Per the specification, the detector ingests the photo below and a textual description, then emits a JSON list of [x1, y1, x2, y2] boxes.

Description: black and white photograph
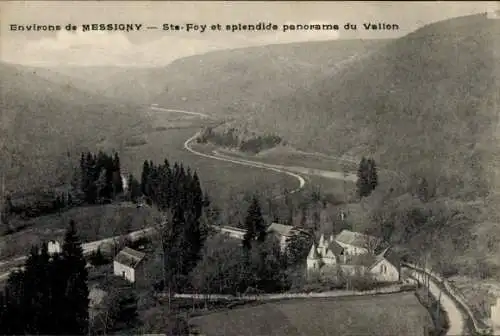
[[1, 1, 500, 335]]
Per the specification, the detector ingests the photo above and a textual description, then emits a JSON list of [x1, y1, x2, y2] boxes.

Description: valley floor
[[189, 292, 433, 336]]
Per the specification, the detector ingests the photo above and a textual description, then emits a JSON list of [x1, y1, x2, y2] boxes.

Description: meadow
[[189, 292, 434, 336], [0, 203, 156, 259], [120, 108, 301, 207]]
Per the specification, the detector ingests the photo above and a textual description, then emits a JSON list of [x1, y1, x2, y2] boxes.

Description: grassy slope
[[0, 62, 150, 194], [151, 14, 499, 199], [0, 203, 157, 259], [190, 293, 433, 336]]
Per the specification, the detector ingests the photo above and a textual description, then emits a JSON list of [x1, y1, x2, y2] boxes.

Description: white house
[[368, 247, 401, 282], [113, 247, 146, 283], [47, 240, 62, 255], [307, 231, 400, 282]]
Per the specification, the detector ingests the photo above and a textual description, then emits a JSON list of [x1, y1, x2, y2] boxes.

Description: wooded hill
[[0, 62, 149, 194], [153, 14, 500, 200]]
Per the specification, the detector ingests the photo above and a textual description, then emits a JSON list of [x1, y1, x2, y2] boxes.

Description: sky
[[0, 1, 496, 67]]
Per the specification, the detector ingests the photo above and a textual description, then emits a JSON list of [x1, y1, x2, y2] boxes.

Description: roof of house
[[326, 241, 344, 255], [267, 223, 296, 237], [220, 225, 246, 232], [114, 247, 146, 268], [335, 230, 381, 249], [343, 254, 378, 267], [371, 247, 401, 270]]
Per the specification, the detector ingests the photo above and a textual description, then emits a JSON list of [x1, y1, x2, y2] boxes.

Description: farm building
[[113, 247, 146, 283], [307, 231, 400, 282], [266, 223, 310, 251], [218, 226, 247, 240], [216, 223, 309, 250]]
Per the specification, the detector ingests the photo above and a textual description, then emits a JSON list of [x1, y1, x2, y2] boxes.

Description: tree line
[[80, 151, 123, 204], [191, 196, 312, 295], [196, 126, 283, 154], [1, 150, 124, 233], [0, 220, 89, 335], [136, 159, 209, 293]]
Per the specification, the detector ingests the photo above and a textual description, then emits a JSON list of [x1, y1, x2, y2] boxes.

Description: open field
[[189, 292, 434, 336], [121, 109, 301, 206], [0, 203, 156, 259], [205, 145, 358, 175]]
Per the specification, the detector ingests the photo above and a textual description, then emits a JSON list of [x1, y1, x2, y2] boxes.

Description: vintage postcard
[[0, 1, 499, 335]]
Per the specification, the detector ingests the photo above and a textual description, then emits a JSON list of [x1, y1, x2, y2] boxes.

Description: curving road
[[184, 132, 306, 198], [154, 106, 312, 198], [407, 268, 465, 336]]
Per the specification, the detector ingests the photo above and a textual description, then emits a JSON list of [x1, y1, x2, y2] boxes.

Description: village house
[[266, 222, 309, 251], [113, 247, 146, 283], [47, 240, 61, 255], [307, 230, 401, 283], [335, 229, 382, 255]]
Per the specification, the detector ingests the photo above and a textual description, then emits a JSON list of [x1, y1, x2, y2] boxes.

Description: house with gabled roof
[[266, 222, 310, 251], [306, 231, 400, 282], [113, 247, 146, 283], [335, 229, 382, 255]]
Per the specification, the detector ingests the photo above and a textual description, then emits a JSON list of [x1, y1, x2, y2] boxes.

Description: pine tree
[[367, 158, 378, 193], [243, 196, 266, 249], [191, 172, 204, 220], [95, 169, 107, 202], [59, 220, 89, 335], [356, 157, 372, 198], [140, 160, 150, 196], [113, 152, 123, 194]]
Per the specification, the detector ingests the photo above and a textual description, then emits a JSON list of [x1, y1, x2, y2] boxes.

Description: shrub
[[89, 247, 110, 266], [124, 136, 147, 148], [345, 274, 380, 291]]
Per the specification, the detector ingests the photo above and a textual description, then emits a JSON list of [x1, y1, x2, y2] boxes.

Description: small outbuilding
[[113, 247, 146, 283]]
